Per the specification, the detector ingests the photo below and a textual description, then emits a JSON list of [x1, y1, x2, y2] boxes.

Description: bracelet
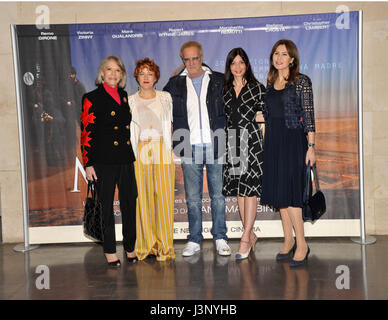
[[308, 143, 315, 148]]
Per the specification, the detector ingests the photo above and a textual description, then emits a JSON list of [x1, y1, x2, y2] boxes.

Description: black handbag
[[83, 181, 105, 241], [302, 162, 326, 222]]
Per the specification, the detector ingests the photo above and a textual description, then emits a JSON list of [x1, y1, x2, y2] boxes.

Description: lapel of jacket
[[179, 75, 189, 121], [223, 86, 233, 102], [118, 88, 128, 106], [223, 88, 233, 115], [205, 71, 215, 119], [99, 84, 123, 106], [240, 82, 254, 104]]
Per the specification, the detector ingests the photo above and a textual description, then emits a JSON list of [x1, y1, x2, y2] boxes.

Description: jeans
[[181, 144, 227, 244]]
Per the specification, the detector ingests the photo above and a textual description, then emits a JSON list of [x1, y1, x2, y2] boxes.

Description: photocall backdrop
[[14, 11, 361, 244]]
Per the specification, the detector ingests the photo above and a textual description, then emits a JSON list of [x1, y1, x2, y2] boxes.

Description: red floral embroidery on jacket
[[80, 98, 95, 166]]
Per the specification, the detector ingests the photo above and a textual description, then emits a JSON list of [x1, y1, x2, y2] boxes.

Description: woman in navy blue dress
[[259, 40, 316, 267]]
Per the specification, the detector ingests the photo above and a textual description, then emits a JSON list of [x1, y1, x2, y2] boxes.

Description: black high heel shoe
[[290, 246, 310, 267], [125, 251, 138, 263], [107, 259, 121, 267], [105, 253, 121, 267], [276, 242, 297, 261]]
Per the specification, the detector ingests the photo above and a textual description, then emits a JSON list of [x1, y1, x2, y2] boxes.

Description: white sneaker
[[182, 241, 200, 257], [216, 239, 231, 256]]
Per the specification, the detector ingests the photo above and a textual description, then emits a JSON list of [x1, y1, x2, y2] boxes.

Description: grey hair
[[95, 55, 127, 88], [179, 41, 203, 59]]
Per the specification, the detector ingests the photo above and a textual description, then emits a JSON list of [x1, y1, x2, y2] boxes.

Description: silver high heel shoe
[[235, 240, 252, 260]]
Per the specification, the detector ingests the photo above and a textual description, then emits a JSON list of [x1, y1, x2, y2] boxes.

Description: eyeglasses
[[182, 56, 200, 63]]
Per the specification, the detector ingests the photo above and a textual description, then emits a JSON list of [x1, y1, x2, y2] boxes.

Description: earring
[[289, 61, 294, 68]]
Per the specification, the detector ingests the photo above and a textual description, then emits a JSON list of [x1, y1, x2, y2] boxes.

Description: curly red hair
[[133, 57, 160, 84]]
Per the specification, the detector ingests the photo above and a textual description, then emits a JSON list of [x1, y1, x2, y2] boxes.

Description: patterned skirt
[[222, 124, 264, 197]]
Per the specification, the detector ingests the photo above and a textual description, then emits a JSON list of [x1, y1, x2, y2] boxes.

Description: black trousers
[[94, 163, 137, 254]]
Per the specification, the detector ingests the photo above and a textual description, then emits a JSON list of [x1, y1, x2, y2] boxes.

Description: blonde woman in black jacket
[[81, 56, 138, 266]]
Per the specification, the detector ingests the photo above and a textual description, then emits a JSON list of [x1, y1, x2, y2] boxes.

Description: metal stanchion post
[[11, 24, 39, 253], [350, 11, 376, 246]]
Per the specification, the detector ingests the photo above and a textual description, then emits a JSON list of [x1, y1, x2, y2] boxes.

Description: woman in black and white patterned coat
[[222, 48, 265, 260]]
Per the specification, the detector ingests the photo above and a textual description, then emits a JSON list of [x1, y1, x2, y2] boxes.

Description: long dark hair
[[223, 47, 257, 94], [267, 39, 300, 86]]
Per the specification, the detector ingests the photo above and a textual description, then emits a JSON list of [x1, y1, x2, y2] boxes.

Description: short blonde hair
[[179, 41, 203, 59], [95, 55, 127, 88]]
